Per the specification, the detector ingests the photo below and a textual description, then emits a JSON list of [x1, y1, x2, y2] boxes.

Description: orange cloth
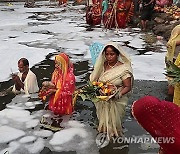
[[49, 53, 75, 115]]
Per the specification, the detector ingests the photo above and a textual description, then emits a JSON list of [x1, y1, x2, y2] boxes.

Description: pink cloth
[[156, 0, 172, 6], [132, 96, 180, 154]]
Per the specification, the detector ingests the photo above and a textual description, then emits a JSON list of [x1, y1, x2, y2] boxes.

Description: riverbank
[[152, 13, 180, 41], [131, 5, 180, 41]]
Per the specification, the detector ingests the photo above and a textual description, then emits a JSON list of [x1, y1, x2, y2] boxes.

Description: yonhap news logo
[[111, 136, 175, 144], [96, 133, 110, 148], [96, 133, 175, 148]]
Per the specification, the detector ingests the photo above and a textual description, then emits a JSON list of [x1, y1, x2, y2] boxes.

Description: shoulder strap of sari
[[104, 65, 133, 83]]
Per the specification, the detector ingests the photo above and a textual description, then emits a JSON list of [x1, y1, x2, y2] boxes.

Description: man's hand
[[12, 74, 24, 91], [12, 74, 20, 82]]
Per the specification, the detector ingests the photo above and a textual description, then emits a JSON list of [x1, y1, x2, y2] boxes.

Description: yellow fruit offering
[[96, 96, 108, 100]]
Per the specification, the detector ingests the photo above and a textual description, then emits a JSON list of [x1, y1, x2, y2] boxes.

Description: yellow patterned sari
[[166, 24, 180, 106], [174, 54, 180, 105]]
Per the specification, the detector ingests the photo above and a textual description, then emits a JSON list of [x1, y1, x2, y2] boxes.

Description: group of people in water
[[86, 0, 135, 28], [11, 24, 180, 154], [86, 0, 179, 30]]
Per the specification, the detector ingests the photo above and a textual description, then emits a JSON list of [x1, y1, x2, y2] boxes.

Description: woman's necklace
[[108, 61, 118, 69]]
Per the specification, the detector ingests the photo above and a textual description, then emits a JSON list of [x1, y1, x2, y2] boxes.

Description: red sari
[[116, 2, 126, 28], [86, 4, 102, 26], [132, 96, 180, 154], [49, 53, 75, 115], [103, 5, 115, 28], [103, 0, 134, 28]]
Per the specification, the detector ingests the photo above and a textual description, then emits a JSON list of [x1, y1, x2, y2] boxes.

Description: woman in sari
[[132, 96, 180, 154], [86, 3, 102, 26], [102, 0, 108, 17], [90, 42, 133, 137], [103, 0, 134, 29], [165, 24, 180, 105], [39, 53, 75, 115]]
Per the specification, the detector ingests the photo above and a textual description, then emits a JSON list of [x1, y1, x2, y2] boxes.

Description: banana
[[96, 96, 108, 100]]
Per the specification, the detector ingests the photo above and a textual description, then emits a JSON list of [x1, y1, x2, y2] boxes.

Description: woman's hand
[[99, 84, 117, 96], [39, 87, 56, 99], [120, 77, 132, 96], [99, 89, 105, 95], [48, 88, 56, 94], [107, 84, 116, 91], [42, 81, 55, 88]]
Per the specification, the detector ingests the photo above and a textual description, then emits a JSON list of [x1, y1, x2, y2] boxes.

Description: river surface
[[0, 1, 169, 154]]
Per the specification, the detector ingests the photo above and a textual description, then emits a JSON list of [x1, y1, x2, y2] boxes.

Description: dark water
[[0, 50, 168, 154], [0, 2, 169, 154]]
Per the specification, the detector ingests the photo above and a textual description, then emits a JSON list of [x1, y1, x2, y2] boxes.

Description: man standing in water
[[12, 58, 39, 95]]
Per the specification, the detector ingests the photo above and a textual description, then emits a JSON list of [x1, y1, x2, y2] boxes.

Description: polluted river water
[[0, 1, 169, 154]]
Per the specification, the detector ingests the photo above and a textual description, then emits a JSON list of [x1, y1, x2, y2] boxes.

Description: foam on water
[[0, 126, 25, 143], [0, 1, 167, 82], [33, 130, 53, 137], [0, 2, 168, 154], [0, 92, 98, 154], [19, 136, 37, 143]]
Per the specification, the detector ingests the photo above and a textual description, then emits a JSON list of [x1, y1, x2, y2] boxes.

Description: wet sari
[[116, 2, 127, 28], [132, 96, 180, 154], [174, 54, 180, 105], [166, 24, 180, 63], [86, 2, 102, 26], [103, 0, 134, 28], [90, 42, 133, 137], [49, 53, 75, 115], [103, 4, 115, 28]]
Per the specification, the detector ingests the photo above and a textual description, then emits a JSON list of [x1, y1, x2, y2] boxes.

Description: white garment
[[12, 70, 39, 94]]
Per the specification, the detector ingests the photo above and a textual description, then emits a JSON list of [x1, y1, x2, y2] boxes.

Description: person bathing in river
[[165, 24, 180, 105], [39, 53, 76, 116], [90, 42, 133, 138], [12, 58, 39, 95], [139, 0, 155, 30]]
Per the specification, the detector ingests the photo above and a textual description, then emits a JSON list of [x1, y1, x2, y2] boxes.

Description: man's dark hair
[[18, 58, 29, 66]]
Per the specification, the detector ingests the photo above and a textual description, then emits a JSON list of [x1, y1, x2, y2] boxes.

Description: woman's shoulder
[[119, 63, 133, 73], [116, 61, 123, 66], [116, 62, 130, 68]]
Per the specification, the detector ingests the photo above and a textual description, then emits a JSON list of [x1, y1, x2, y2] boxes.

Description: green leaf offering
[[164, 61, 180, 85]]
